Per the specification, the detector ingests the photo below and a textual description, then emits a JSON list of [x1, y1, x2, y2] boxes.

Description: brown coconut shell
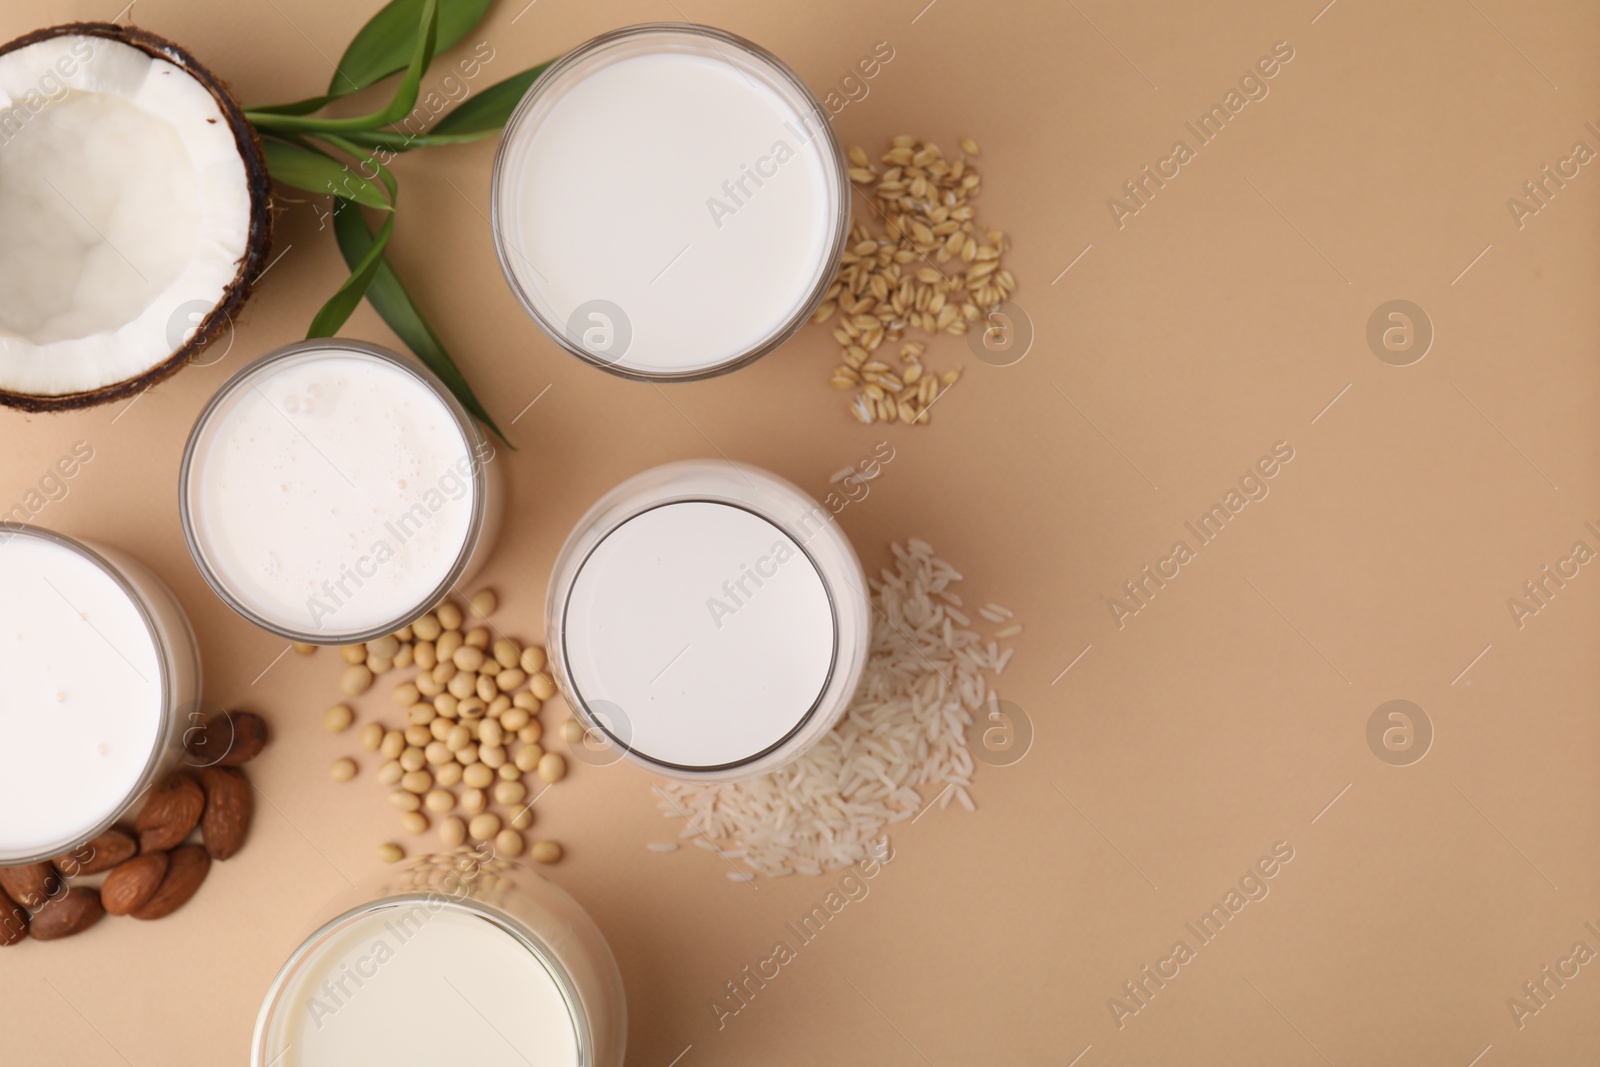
[[0, 22, 273, 413]]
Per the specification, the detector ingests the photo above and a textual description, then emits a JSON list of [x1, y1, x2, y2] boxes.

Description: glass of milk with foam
[[0, 525, 201, 866], [547, 460, 871, 780], [180, 340, 503, 644], [251, 850, 626, 1067], [490, 23, 850, 380]]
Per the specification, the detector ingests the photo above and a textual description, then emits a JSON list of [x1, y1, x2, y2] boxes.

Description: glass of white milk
[[547, 460, 871, 780], [180, 340, 503, 645], [252, 851, 626, 1067], [0, 525, 201, 866], [490, 23, 850, 380]]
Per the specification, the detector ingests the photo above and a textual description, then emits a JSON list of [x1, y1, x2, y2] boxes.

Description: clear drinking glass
[[490, 22, 850, 381], [251, 851, 626, 1067], [546, 460, 870, 781], [0, 525, 201, 867], [179, 339, 503, 645]]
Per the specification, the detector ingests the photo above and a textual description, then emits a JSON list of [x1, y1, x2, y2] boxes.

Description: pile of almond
[[0, 709, 265, 946], [308, 589, 570, 866]]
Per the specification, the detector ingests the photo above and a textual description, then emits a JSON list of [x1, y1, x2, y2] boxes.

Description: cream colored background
[[1, 0, 1597, 1064]]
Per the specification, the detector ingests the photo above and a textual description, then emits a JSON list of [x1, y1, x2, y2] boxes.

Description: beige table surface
[[2, 0, 1598, 1063]]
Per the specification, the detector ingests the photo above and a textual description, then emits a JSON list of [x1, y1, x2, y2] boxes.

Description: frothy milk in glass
[[181, 340, 498, 643]]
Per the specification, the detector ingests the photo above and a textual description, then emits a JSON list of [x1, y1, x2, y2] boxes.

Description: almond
[[0, 886, 27, 946], [52, 828, 138, 877], [196, 766, 253, 860], [31, 887, 105, 941], [101, 851, 170, 916], [0, 862, 60, 910], [131, 845, 210, 920], [185, 709, 269, 767], [136, 773, 205, 852]]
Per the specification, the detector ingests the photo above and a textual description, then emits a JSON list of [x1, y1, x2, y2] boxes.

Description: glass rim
[[488, 21, 851, 383], [178, 338, 491, 646], [0, 523, 181, 866], [250, 893, 593, 1066], [559, 497, 842, 774]]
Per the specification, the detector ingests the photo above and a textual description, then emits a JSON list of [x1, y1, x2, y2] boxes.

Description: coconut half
[[0, 23, 271, 411]]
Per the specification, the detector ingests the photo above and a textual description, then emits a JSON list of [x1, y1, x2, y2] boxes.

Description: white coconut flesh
[[0, 34, 252, 397]]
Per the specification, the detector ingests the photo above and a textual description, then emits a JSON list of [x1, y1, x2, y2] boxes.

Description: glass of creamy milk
[[547, 460, 871, 780], [490, 23, 850, 380], [252, 851, 626, 1067], [180, 340, 503, 644], [0, 525, 201, 866]]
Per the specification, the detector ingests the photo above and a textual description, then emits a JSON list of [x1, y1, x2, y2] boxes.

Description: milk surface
[[189, 351, 475, 637], [503, 47, 836, 374], [273, 901, 581, 1067], [0, 534, 162, 855], [563, 501, 836, 768]]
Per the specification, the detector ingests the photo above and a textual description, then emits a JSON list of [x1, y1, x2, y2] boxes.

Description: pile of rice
[[654, 539, 1016, 876]]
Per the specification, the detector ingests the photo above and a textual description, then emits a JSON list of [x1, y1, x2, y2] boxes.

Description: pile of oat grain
[[814, 136, 1017, 426]]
